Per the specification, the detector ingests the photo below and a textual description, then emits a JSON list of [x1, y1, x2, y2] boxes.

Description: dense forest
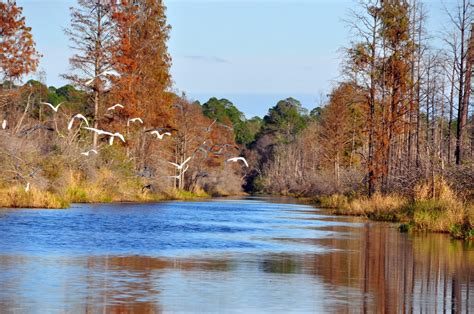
[[1, 0, 473, 236]]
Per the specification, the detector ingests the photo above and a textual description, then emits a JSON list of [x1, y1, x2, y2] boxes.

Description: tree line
[[250, 0, 474, 200], [0, 0, 248, 202], [0, 0, 473, 205]]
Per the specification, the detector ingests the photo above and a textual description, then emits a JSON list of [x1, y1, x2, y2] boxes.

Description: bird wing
[[67, 118, 74, 130], [227, 157, 237, 162], [91, 149, 98, 154], [168, 162, 179, 168], [239, 157, 249, 167], [129, 118, 143, 124], [182, 157, 192, 166], [83, 127, 100, 133], [114, 133, 125, 142], [83, 127, 112, 136], [41, 102, 55, 111], [76, 114, 89, 126]]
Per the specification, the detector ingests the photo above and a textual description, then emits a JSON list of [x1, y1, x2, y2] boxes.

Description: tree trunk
[[454, 0, 468, 165]]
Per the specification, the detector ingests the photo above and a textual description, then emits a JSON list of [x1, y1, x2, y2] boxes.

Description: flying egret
[[83, 127, 114, 136], [227, 157, 249, 168], [168, 156, 192, 170], [150, 130, 171, 140], [68, 114, 89, 130], [85, 70, 115, 86], [2, 119, 6, 129], [127, 118, 143, 126], [41, 102, 64, 112], [83, 127, 125, 145], [108, 132, 126, 145], [107, 104, 124, 111], [81, 149, 98, 156]]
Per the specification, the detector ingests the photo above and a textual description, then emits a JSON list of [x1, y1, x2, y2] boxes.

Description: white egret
[[107, 104, 124, 111], [83, 127, 124, 145], [81, 149, 98, 156], [68, 114, 89, 130], [127, 117, 143, 126], [168, 156, 192, 170], [108, 132, 126, 145], [83, 127, 114, 136], [2, 119, 6, 129], [41, 102, 63, 112], [85, 70, 115, 86], [25, 182, 30, 192], [150, 130, 171, 140], [83, 127, 126, 145], [227, 157, 249, 167]]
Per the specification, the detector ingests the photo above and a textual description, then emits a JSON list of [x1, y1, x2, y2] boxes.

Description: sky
[[18, 0, 450, 118]]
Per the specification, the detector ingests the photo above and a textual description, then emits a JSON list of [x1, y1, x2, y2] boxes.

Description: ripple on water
[[0, 198, 472, 313]]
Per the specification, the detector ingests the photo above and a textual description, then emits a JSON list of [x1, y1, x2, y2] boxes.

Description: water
[[0, 197, 472, 313]]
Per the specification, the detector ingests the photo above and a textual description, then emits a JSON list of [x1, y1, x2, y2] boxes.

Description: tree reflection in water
[[0, 201, 472, 312]]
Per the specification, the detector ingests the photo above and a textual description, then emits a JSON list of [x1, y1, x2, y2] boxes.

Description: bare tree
[[63, 0, 115, 148], [446, 0, 473, 165]]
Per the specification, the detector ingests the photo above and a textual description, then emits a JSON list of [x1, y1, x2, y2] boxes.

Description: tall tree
[[319, 83, 364, 188], [448, 0, 473, 165], [107, 0, 173, 165], [132, 0, 172, 126], [64, 0, 115, 148], [202, 97, 256, 145], [346, 0, 382, 194], [0, 0, 41, 85]]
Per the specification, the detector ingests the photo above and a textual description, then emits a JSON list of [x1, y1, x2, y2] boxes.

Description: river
[[0, 197, 472, 313]]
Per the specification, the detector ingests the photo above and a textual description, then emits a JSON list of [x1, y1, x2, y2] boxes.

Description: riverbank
[[0, 186, 211, 209], [310, 191, 474, 240]]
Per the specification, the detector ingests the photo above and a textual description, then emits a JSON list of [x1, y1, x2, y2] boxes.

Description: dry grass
[[0, 186, 69, 209], [410, 198, 466, 233], [346, 193, 408, 221], [318, 193, 408, 221], [164, 189, 210, 201], [314, 177, 473, 239], [317, 194, 350, 211]]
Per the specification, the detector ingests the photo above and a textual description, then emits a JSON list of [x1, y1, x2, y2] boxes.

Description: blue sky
[[18, 0, 450, 117]]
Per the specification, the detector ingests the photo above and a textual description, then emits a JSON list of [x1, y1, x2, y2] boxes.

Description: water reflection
[[0, 199, 472, 312]]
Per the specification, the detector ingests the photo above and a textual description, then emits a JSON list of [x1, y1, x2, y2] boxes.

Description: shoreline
[[304, 194, 474, 240], [0, 188, 219, 210]]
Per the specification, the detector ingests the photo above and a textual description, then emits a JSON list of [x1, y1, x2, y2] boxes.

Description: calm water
[[0, 197, 472, 313]]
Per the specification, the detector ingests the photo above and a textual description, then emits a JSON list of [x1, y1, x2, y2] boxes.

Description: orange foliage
[[0, 0, 41, 82]]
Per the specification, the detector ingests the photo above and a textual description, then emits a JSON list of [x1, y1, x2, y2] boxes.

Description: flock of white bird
[[1, 99, 249, 192]]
